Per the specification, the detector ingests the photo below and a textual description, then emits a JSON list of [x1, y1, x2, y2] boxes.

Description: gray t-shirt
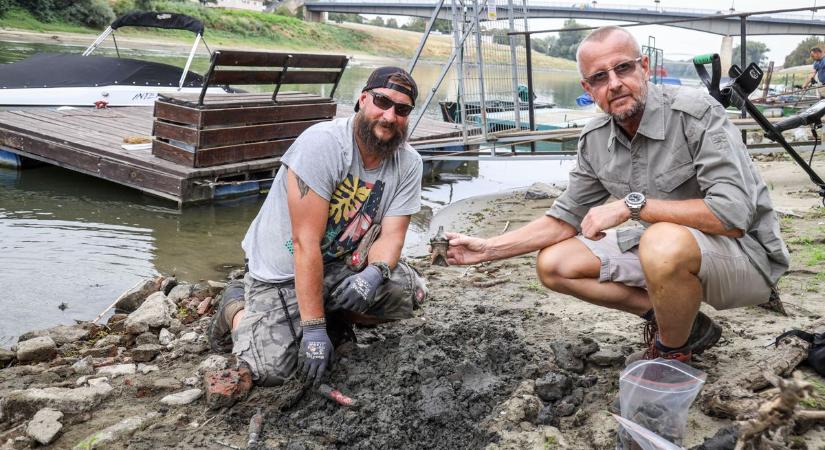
[[242, 117, 423, 283]]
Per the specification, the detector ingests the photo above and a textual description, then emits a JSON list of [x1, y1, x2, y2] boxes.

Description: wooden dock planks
[[0, 106, 472, 205]]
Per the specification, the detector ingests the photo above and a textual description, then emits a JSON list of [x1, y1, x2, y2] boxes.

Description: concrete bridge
[[303, 0, 825, 36]]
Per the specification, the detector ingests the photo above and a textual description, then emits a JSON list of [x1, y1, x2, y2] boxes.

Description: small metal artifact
[[429, 226, 449, 267]]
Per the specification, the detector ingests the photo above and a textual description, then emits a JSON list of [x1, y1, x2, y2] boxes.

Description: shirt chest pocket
[[654, 160, 697, 193]]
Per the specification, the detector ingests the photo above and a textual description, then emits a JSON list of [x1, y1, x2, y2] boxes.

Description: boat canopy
[[0, 53, 204, 89], [110, 12, 204, 35]]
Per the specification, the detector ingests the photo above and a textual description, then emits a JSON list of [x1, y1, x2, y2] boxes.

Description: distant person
[[446, 26, 789, 364], [803, 47, 825, 97], [208, 67, 427, 386]]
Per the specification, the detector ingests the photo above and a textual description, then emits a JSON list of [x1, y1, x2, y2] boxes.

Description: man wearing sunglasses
[[209, 67, 428, 387], [446, 26, 788, 365]]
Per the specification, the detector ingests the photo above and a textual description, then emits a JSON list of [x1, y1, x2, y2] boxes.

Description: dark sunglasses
[[583, 57, 643, 88], [368, 91, 414, 117]]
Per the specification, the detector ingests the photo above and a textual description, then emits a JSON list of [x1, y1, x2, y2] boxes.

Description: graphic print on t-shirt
[[283, 174, 384, 261]]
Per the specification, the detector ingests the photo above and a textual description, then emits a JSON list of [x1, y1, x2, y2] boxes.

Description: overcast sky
[[547, 0, 825, 64], [377, 0, 825, 65]]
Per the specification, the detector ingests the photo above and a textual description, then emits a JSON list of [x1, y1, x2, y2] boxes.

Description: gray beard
[[610, 84, 648, 122], [355, 111, 408, 159]]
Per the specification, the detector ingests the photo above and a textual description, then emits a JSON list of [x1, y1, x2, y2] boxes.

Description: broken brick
[[204, 368, 252, 410]]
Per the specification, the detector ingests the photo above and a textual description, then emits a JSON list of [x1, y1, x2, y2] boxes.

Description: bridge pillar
[[720, 35, 733, 75], [304, 9, 327, 22]]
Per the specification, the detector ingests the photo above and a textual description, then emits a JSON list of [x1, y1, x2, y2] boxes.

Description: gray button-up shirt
[[547, 83, 789, 285]]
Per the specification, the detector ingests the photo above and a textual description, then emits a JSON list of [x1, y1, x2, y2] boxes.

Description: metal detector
[[693, 53, 825, 206]]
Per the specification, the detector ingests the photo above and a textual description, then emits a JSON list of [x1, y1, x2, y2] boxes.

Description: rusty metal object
[[429, 226, 449, 267]]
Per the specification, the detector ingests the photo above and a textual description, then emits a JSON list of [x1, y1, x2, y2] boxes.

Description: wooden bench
[[152, 50, 349, 168]]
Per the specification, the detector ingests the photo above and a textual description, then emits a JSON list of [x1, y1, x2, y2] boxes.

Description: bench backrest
[[198, 50, 349, 105]]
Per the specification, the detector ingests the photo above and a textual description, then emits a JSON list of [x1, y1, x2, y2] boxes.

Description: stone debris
[[158, 328, 173, 346], [0, 347, 15, 366], [135, 332, 159, 347], [72, 412, 159, 450], [160, 276, 178, 295], [197, 355, 229, 374], [197, 297, 212, 315], [79, 345, 116, 358], [131, 344, 162, 363], [160, 388, 203, 406], [20, 325, 91, 346], [524, 182, 565, 200], [1, 383, 113, 422], [16, 336, 57, 363], [204, 367, 253, 410], [137, 364, 159, 374], [92, 334, 123, 348], [96, 364, 136, 378], [166, 283, 193, 305], [26, 408, 63, 445], [535, 372, 572, 402], [124, 292, 176, 335], [550, 338, 599, 374], [113, 277, 161, 313], [587, 346, 626, 367]]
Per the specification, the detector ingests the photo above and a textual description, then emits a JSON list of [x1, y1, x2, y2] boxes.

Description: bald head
[[576, 26, 641, 77]]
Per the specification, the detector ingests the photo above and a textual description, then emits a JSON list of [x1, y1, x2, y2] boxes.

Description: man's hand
[[328, 265, 383, 313], [298, 323, 332, 386], [580, 199, 631, 240], [445, 232, 489, 265]]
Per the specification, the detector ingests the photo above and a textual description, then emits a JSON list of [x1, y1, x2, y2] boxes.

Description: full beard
[[355, 111, 408, 159], [609, 83, 648, 122]]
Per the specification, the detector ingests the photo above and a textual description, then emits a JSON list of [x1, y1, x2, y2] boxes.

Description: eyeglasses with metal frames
[[583, 57, 643, 87]]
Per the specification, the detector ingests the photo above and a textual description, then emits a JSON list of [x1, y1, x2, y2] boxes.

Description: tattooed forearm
[[296, 175, 310, 198]]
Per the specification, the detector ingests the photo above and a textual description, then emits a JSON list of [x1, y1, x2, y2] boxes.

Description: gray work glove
[[328, 265, 383, 313], [298, 323, 332, 386]]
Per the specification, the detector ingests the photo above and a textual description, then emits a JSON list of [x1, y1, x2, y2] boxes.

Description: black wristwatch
[[624, 192, 646, 221], [371, 262, 391, 281]]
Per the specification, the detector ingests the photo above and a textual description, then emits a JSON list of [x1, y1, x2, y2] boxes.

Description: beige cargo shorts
[[576, 228, 771, 310], [232, 260, 427, 386]]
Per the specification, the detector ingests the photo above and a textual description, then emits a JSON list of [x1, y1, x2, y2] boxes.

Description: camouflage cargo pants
[[232, 260, 427, 386]]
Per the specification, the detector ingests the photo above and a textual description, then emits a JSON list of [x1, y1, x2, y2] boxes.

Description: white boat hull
[[0, 85, 229, 107]]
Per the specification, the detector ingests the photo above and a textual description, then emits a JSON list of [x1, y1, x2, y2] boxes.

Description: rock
[[93, 334, 123, 348], [535, 372, 572, 402], [137, 364, 159, 374], [204, 368, 253, 409], [158, 328, 174, 346], [553, 400, 577, 417], [87, 378, 109, 387], [96, 364, 136, 378], [586, 410, 617, 449], [550, 339, 599, 374], [131, 344, 162, 363], [72, 413, 159, 449], [524, 182, 564, 200], [135, 332, 159, 346], [79, 345, 117, 358], [75, 376, 89, 386], [124, 292, 176, 335], [0, 347, 16, 366], [1, 383, 113, 422], [160, 389, 203, 406], [535, 404, 556, 426], [183, 376, 200, 387], [131, 377, 180, 398], [197, 355, 228, 374], [17, 336, 57, 363], [71, 357, 94, 376], [228, 268, 245, 280], [26, 408, 63, 445], [106, 314, 128, 333], [113, 277, 161, 313], [167, 319, 184, 334], [161, 277, 178, 296], [20, 325, 90, 346], [9, 436, 32, 449], [588, 347, 625, 367], [167, 284, 193, 305], [178, 332, 198, 343]]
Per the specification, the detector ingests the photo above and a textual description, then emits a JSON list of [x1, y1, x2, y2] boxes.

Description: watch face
[[626, 192, 644, 205]]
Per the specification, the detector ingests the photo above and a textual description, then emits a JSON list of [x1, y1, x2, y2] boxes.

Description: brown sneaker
[[627, 311, 721, 365], [207, 279, 245, 353], [626, 342, 692, 365]]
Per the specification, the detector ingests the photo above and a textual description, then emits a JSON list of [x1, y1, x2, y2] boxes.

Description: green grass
[[802, 244, 825, 266], [800, 376, 825, 409], [0, 7, 94, 33]]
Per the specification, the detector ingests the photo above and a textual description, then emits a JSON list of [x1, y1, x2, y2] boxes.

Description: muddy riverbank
[[1, 157, 824, 449]]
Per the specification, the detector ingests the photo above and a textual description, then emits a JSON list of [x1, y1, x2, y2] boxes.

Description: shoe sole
[[207, 280, 245, 353]]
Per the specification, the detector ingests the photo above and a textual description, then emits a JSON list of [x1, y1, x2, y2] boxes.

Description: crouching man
[[209, 67, 428, 385], [446, 27, 789, 364]]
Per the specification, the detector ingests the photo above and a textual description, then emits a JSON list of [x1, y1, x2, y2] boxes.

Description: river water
[[0, 40, 582, 347]]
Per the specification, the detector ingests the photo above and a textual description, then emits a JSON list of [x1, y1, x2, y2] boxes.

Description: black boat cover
[[0, 53, 204, 89], [110, 12, 204, 35]]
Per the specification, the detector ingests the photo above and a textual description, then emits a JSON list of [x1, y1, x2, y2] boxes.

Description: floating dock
[[0, 106, 467, 205]]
